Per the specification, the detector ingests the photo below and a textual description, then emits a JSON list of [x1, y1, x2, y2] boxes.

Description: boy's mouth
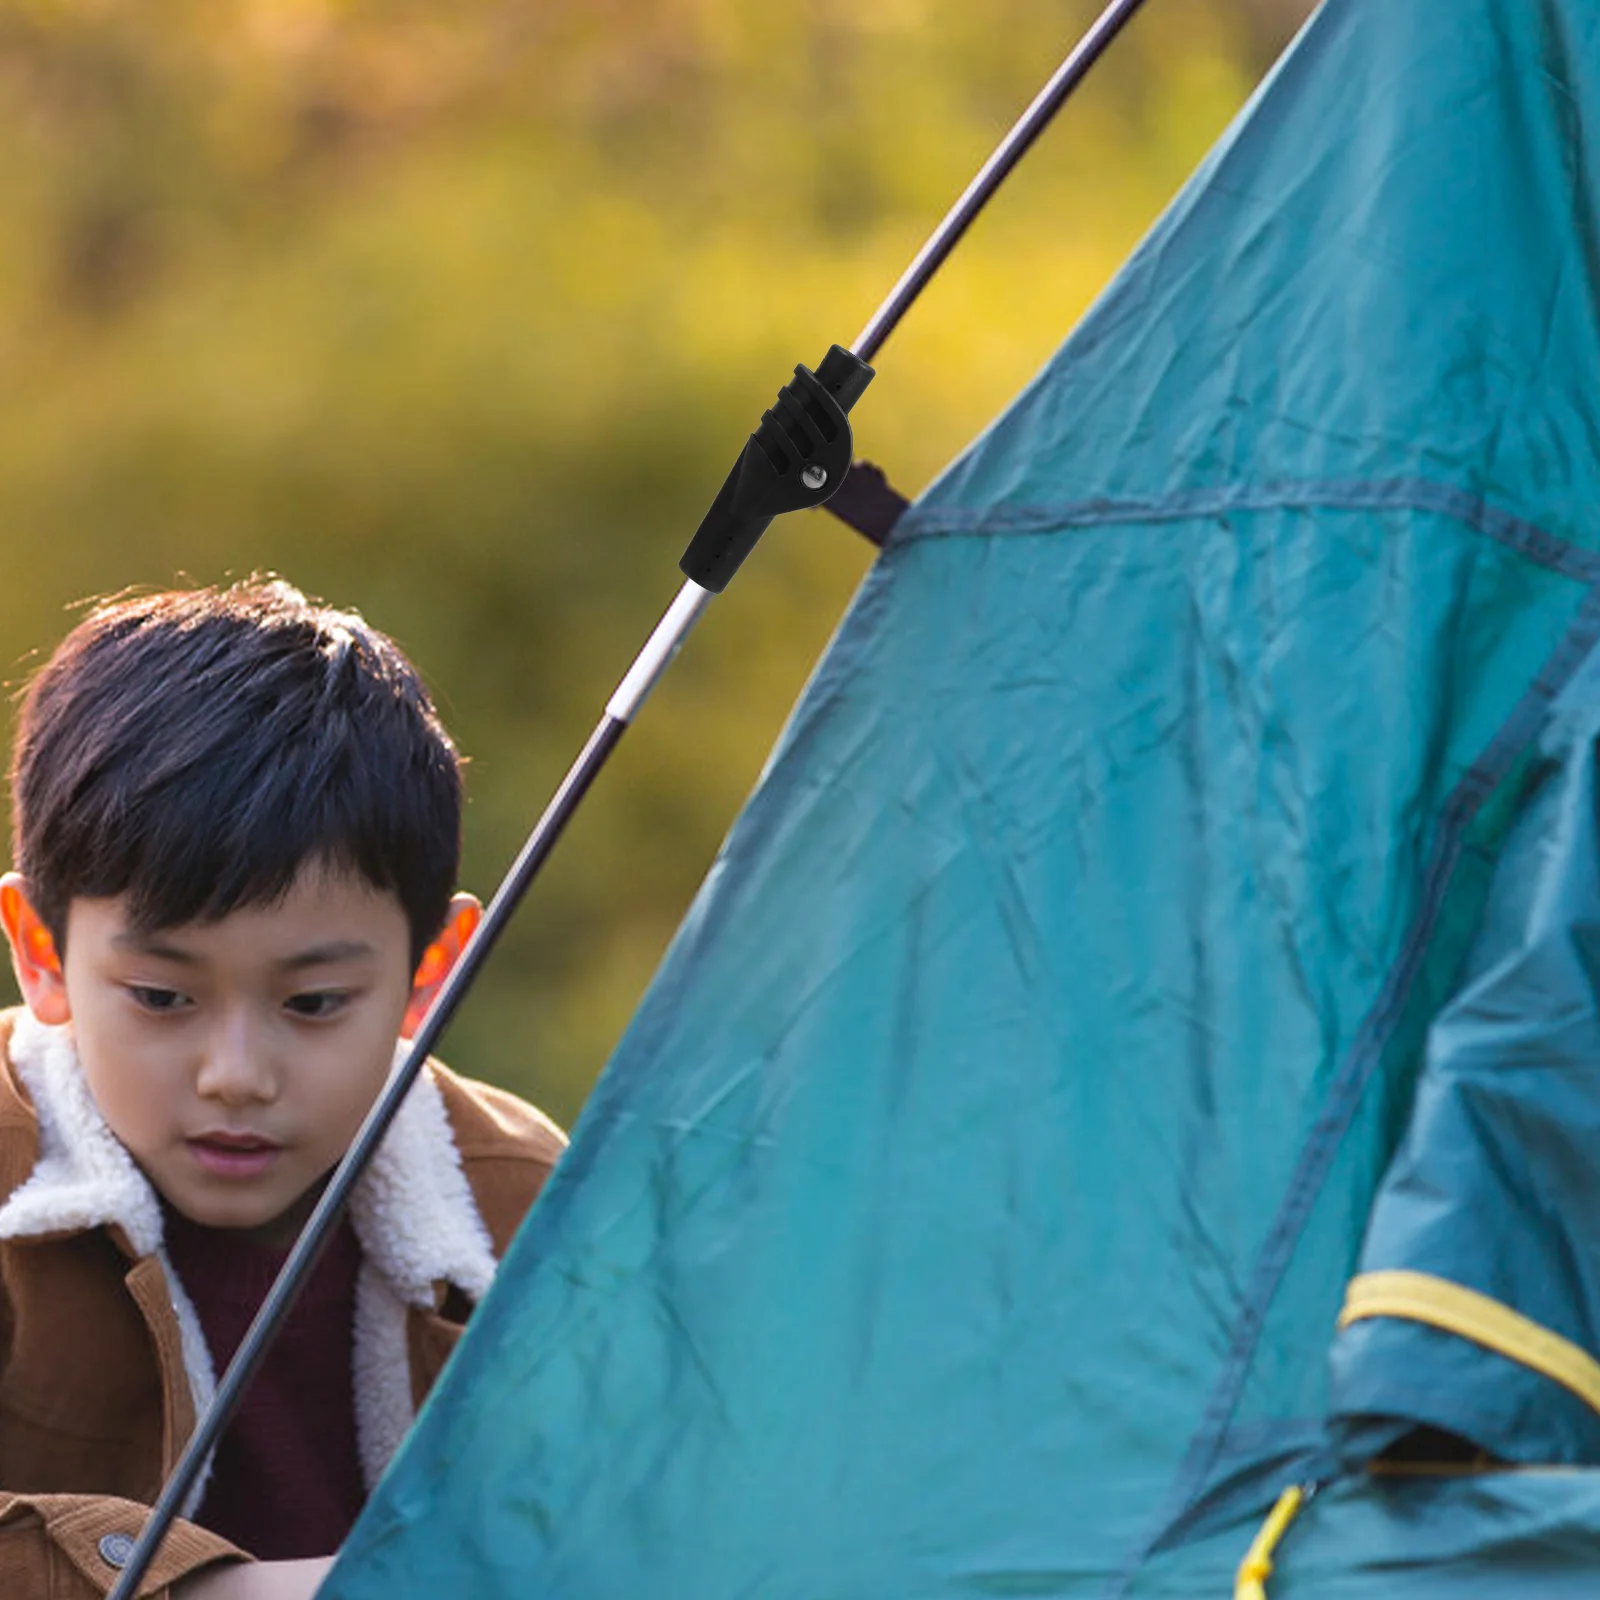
[[187, 1131, 282, 1179]]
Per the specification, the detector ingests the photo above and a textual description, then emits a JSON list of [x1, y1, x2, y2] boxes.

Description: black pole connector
[[680, 344, 874, 591]]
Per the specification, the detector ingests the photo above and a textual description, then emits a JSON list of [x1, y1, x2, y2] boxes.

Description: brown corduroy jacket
[[0, 1006, 566, 1599]]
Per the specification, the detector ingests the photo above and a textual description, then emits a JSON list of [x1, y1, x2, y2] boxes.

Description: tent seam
[[894, 478, 1600, 583], [1104, 578, 1600, 1598]]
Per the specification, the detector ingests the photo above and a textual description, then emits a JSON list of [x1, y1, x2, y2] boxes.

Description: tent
[[322, 0, 1600, 1592]]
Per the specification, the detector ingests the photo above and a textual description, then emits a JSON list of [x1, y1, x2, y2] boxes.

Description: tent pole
[[107, 2, 1153, 1592], [853, 0, 1151, 363]]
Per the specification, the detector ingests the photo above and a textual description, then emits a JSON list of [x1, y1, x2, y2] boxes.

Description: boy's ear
[[0, 873, 70, 1026], [402, 892, 483, 1040]]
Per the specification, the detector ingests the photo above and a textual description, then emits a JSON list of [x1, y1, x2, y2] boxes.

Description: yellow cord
[[1234, 1484, 1307, 1600]]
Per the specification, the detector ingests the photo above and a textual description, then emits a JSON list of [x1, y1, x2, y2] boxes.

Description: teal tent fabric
[[1327, 650, 1600, 1469], [324, 0, 1600, 1593]]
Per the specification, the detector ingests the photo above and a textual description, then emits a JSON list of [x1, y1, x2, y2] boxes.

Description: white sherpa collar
[[0, 1008, 501, 1490], [0, 1010, 167, 1253], [346, 1039, 498, 1307]]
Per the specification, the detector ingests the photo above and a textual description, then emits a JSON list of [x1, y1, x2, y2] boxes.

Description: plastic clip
[[680, 344, 874, 591]]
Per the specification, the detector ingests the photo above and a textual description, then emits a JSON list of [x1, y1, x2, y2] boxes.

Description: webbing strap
[[1340, 1270, 1600, 1417], [823, 459, 910, 547]]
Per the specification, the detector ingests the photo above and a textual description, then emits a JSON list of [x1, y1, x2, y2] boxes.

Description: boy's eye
[[284, 990, 349, 1021], [127, 985, 192, 1014]]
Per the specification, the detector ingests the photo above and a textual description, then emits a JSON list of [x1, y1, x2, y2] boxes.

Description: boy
[[0, 580, 567, 1599]]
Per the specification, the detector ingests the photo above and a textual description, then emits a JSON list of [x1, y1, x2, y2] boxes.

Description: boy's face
[[10, 867, 449, 1245]]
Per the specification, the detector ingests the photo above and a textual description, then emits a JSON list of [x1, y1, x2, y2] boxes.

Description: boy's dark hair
[[11, 579, 462, 967]]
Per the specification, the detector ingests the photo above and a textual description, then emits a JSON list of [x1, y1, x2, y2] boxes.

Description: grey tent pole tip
[[106, 2, 1151, 1593]]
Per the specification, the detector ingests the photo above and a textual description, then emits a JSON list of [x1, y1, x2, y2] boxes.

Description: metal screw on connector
[[802, 464, 828, 490]]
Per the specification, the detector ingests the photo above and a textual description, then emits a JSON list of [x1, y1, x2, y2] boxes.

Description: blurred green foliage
[[0, 0, 1314, 1125]]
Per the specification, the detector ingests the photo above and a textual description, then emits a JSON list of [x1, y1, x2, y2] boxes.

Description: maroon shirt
[[162, 1206, 367, 1559]]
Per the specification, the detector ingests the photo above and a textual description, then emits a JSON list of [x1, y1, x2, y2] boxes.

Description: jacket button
[[99, 1532, 136, 1568]]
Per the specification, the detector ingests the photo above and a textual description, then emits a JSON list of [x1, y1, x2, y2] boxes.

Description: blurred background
[[0, 0, 1316, 1127]]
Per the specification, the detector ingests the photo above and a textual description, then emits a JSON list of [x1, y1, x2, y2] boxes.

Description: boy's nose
[[194, 1015, 280, 1104]]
